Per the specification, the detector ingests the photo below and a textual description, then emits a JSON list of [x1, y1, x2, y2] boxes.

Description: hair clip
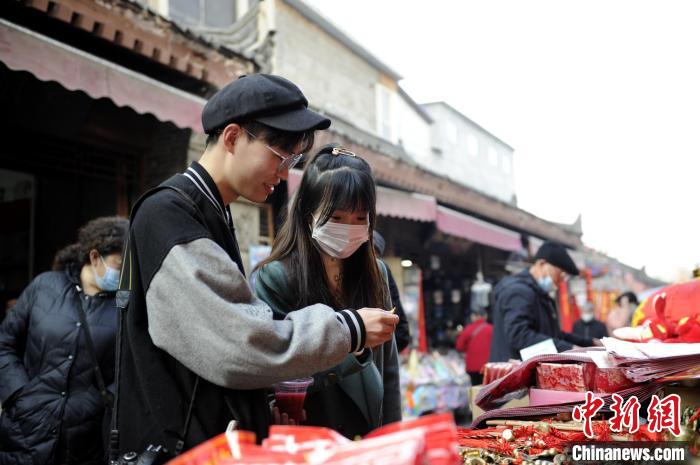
[[331, 147, 356, 157]]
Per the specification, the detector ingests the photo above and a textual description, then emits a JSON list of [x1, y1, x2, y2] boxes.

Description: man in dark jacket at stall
[[489, 241, 598, 362]]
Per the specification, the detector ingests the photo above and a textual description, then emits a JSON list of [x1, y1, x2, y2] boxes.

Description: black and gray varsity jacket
[[116, 161, 365, 456]]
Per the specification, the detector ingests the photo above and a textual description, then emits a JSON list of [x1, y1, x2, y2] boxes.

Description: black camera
[[113, 445, 170, 465]]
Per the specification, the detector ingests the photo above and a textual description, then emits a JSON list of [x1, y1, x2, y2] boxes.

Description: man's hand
[[592, 338, 604, 347], [357, 308, 399, 348]]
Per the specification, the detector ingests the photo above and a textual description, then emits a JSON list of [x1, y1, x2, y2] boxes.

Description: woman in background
[[0, 216, 128, 465]]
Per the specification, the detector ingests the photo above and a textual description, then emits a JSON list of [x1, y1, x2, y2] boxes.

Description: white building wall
[[423, 103, 516, 204], [157, 0, 433, 166], [272, 1, 432, 159], [272, 1, 379, 135], [395, 95, 431, 162]]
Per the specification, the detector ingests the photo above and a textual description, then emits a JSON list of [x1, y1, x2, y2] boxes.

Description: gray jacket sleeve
[[146, 238, 360, 390], [254, 261, 373, 391]]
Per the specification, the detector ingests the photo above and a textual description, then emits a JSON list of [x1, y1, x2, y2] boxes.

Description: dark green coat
[[254, 260, 401, 438]]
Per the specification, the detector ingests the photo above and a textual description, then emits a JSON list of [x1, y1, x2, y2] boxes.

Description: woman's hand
[[272, 405, 306, 425], [357, 308, 399, 348]]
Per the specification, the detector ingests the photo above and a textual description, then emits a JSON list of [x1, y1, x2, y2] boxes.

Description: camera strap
[[110, 185, 204, 463]]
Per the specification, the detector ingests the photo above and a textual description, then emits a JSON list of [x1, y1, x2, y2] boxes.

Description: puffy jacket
[[0, 267, 116, 465]]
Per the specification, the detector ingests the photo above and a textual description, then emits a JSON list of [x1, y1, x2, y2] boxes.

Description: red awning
[[376, 186, 437, 222], [287, 170, 438, 222], [0, 19, 206, 133], [436, 206, 522, 252]]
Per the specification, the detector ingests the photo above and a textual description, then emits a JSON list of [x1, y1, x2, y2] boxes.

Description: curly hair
[[52, 216, 129, 271]]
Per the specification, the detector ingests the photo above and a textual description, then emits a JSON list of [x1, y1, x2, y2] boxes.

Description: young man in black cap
[[114, 74, 399, 458], [489, 241, 598, 362]]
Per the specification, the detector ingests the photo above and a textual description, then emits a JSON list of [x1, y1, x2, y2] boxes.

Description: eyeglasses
[[245, 129, 303, 172]]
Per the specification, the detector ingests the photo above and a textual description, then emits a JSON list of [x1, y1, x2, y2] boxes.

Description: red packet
[[166, 433, 240, 465], [536, 362, 587, 392], [365, 413, 461, 465], [263, 425, 349, 454], [311, 429, 426, 465]]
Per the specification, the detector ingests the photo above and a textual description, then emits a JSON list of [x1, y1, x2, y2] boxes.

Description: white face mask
[[581, 313, 594, 323], [311, 217, 369, 259]]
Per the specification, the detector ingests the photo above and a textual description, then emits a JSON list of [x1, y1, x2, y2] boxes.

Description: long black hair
[[52, 216, 129, 271], [256, 144, 387, 310]]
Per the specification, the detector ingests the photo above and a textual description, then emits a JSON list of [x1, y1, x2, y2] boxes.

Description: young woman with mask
[[254, 144, 401, 438], [0, 216, 128, 465]]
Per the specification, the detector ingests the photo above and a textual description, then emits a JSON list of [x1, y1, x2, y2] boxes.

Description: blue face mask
[[537, 274, 554, 293], [93, 256, 120, 291]]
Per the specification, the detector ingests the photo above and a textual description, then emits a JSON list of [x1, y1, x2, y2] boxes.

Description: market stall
[[454, 278, 700, 464], [399, 350, 471, 418]]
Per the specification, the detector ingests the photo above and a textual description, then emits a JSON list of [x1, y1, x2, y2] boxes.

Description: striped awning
[[0, 19, 206, 132]]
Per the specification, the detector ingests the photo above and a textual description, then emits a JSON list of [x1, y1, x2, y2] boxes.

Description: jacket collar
[[65, 264, 116, 297], [65, 263, 82, 285], [184, 161, 232, 227], [517, 269, 553, 300]]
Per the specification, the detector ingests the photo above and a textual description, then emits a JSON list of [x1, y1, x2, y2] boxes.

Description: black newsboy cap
[[202, 74, 331, 133], [534, 241, 580, 276]]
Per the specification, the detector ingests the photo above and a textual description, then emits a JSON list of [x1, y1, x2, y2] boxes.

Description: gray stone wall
[[272, 1, 380, 136]]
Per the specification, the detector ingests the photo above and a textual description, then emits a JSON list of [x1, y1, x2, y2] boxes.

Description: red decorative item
[[592, 366, 637, 393], [677, 316, 695, 335], [654, 293, 677, 335], [645, 290, 700, 342], [633, 280, 700, 337], [536, 363, 587, 392], [675, 314, 700, 342], [482, 361, 521, 385], [649, 318, 670, 340], [558, 279, 574, 332]]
